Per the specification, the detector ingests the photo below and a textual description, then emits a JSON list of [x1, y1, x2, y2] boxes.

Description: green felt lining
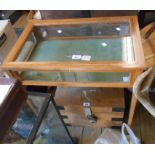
[[29, 38, 124, 61]]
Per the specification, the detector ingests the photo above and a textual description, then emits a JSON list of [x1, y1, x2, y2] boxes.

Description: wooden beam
[[1, 61, 144, 72], [29, 16, 132, 26], [22, 80, 132, 88]]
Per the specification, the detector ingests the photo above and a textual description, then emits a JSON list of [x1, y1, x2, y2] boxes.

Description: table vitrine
[[1, 16, 145, 125]]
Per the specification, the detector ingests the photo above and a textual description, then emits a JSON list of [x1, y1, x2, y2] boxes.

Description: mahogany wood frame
[[1, 16, 145, 125]]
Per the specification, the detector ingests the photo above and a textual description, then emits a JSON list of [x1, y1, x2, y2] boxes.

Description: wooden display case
[[1, 16, 145, 125]]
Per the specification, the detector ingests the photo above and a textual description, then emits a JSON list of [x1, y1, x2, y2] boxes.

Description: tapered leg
[[128, 93, 138, 126]]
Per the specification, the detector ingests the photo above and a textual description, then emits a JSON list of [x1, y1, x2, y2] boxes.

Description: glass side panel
[[21, 71, 130, 83], [15, 32, 37, 62], [33, 98, 72, 144]]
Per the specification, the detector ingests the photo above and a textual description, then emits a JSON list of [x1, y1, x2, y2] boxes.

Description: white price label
[[81, 55, 91, 61], [83, 102, 90, 107], [123, 76, 129, 82], [72, 55, 81, 60]]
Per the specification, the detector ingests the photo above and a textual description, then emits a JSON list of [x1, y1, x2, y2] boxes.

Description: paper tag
[[123, 76, 129, 82], [81, 55, 91, 61], [72, 55, 81, 60], [83, 102, 90, 107]]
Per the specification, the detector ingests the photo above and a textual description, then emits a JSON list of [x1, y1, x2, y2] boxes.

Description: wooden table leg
[[128, 93, 138, 126]]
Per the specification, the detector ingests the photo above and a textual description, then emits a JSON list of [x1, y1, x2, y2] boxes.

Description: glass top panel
[[16, 22, 134, 63], [34, 22, 130, 37]]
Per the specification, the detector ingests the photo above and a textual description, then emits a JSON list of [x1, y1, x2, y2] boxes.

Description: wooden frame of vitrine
[[1, 16, 145, 125]]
